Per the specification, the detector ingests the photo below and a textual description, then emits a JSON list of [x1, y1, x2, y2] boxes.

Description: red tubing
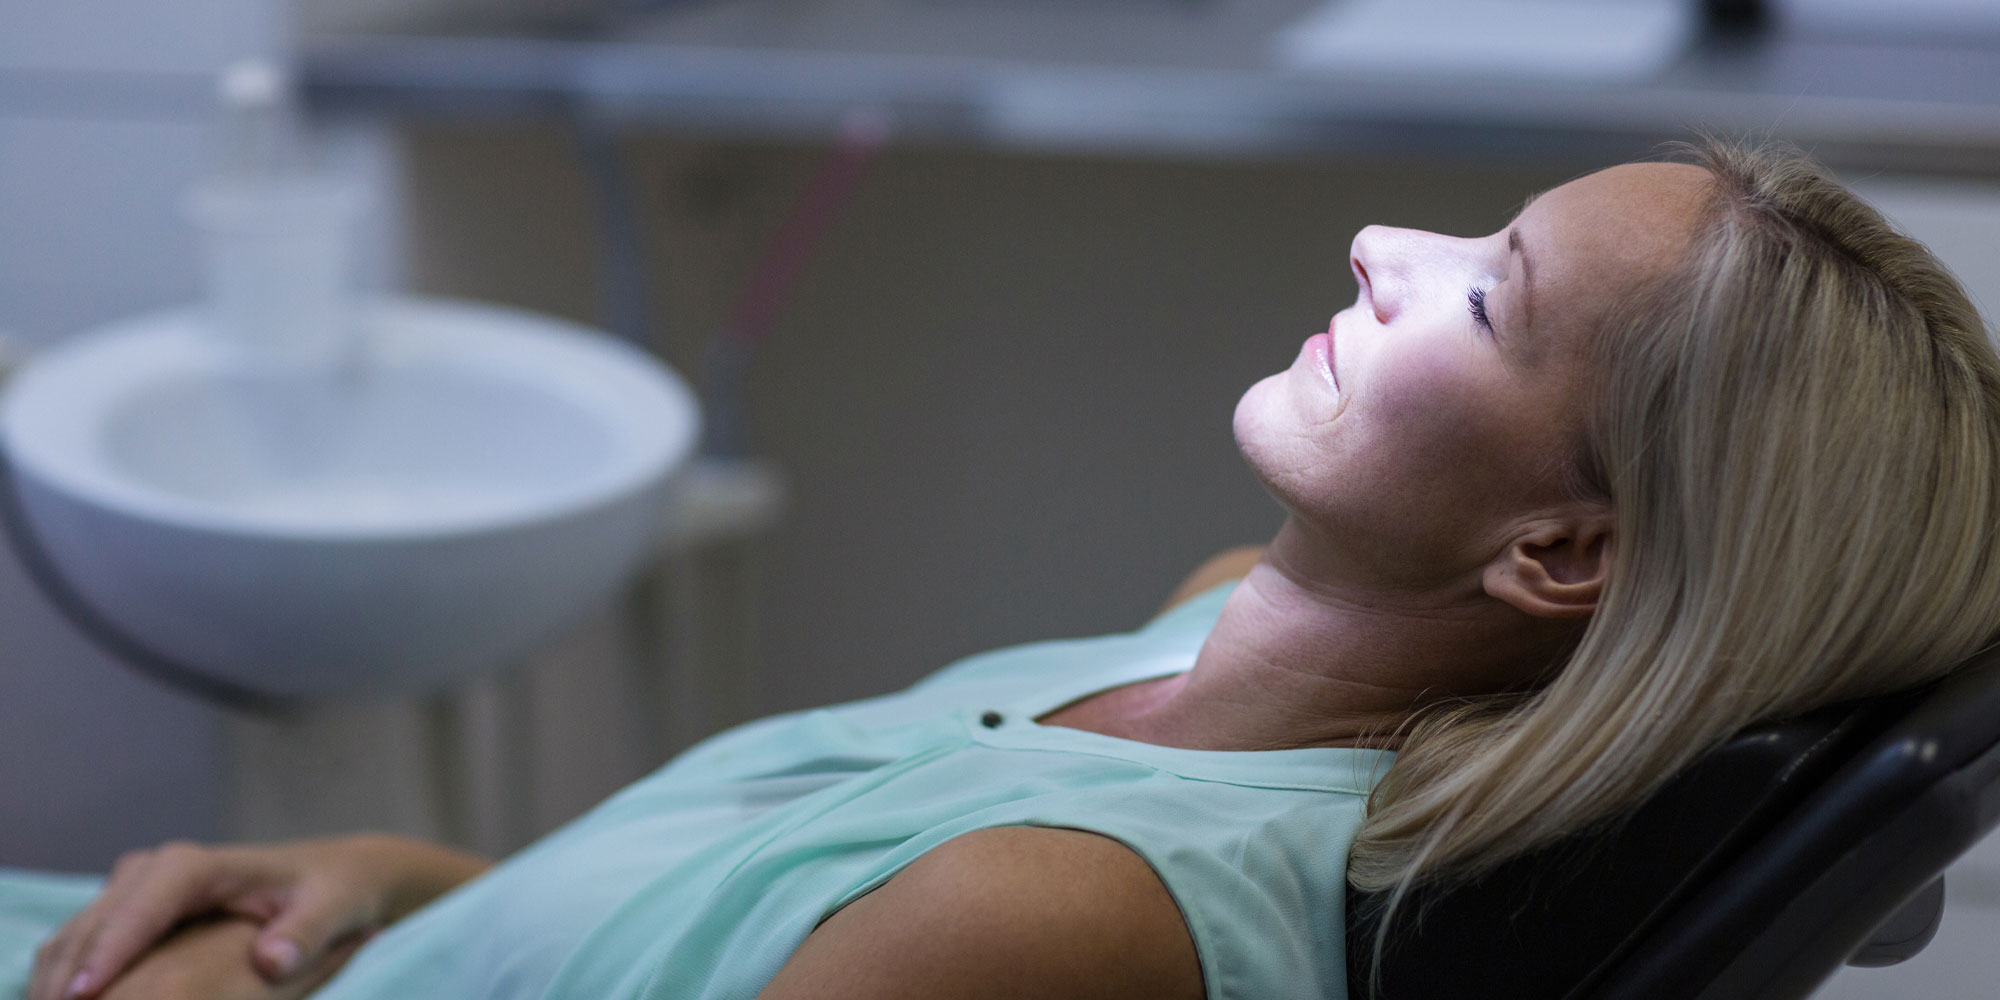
[[720, 109, 891, 348]]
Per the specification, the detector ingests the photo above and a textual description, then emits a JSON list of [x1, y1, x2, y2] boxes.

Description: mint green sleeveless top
[[1, 584, 1391, 1000]]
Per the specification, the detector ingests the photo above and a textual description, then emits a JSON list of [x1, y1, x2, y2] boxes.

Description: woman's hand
[[28, 835, 488, 1000]]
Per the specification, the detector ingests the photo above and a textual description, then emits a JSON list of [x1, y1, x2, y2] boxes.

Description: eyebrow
[[1507, 226, 1536, 347]]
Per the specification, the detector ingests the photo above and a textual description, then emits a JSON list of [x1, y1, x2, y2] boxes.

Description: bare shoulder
[[757, 826, 1205, 1000], [1158, 545, 1265, 617]]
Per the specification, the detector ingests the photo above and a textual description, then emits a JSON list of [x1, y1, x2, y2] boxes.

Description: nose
[[1349, 225, 1405, 324], [1350, 225, 1484, 327]]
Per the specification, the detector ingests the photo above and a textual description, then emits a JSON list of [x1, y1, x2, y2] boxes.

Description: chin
[[1231, 376, 1274, 453], [1232, 376, 1292, 497]]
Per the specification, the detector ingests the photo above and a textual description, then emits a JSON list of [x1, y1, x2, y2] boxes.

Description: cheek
[[1368, 370, 1498, 479], [1371, 374, 1571, 520], [1319, 357, 1545, 531]]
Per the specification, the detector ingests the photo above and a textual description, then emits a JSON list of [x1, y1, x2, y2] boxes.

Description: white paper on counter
[[1272, 0, 1699, 83], [1776, 0, 2000, 40]]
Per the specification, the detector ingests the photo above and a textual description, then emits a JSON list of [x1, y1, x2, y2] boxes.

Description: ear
[[1482, 511, 1614, 620]]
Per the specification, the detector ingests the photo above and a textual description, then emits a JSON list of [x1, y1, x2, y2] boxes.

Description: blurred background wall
[[392, 127, 1569, 716]]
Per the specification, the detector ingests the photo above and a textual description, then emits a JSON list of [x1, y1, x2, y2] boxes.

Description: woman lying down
[[14, 138, 2000, 1000]]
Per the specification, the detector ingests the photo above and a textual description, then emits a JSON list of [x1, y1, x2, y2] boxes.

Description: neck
[[1104, 520, 1568, 751]]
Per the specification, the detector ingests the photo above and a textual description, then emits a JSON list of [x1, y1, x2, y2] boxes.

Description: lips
[[1325, 314, 1338, 391]]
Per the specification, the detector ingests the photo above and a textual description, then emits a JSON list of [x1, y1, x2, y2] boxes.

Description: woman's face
[[1235, 163, 1710, 592]]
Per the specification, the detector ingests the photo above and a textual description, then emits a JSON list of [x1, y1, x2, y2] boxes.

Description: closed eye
[[1467, 286, 1493, 333]]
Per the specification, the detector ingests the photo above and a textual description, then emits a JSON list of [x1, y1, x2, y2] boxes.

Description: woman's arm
[[1157, 546, 1264, 617], [92, 918, 363, 1000], [757, 828, 1204, 1000]]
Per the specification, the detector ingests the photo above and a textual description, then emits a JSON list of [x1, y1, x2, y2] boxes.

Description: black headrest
[[1345, 689, 1919, 1000]]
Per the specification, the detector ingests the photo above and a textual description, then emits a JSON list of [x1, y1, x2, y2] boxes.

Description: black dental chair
[[1347, 644, 2000, 1000]]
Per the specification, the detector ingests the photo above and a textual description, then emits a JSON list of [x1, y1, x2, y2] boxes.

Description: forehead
[[1518, 163, 1713, 302]]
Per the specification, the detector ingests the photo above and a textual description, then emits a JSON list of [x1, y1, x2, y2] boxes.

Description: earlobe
[[1483, 518, 1612, 620]]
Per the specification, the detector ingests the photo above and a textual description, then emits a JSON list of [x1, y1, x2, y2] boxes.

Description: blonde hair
[[1346, 141, 2000, 905]]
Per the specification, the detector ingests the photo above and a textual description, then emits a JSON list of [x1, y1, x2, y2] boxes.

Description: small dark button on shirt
[[979, 710, 1005, 728]]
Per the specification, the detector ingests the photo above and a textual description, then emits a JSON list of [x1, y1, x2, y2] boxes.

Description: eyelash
[[1467, 286, 1493, 333]]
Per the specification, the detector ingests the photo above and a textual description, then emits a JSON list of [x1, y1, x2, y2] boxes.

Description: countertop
[[298, 1, 2000, 173]]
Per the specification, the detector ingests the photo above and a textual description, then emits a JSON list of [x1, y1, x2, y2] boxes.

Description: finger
[[252, 876, 374, 981], [274, 931, 371, 1000], [31, 902, 118, 1000], [65, 843, 234, 997], [28, 924, 79, 1000], [28, 848, 156, 1000]]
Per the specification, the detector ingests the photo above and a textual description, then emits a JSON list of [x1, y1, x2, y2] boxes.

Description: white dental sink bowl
[[0, 297, 700, 700]]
